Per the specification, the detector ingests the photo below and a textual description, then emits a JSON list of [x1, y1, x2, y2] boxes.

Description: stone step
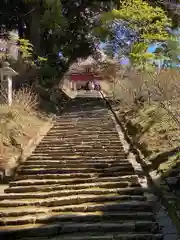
[[44, 136, 120, 140], [29, 154, 127, 160], [0, 194, 152, 208], [0, 197, 155, 216], [40, 140, 123, 145], [35, 145, 124, 149], [43, 132, 119, 136], [1, 186, 145, 199], [49, 126, 116, 129], [0, 221, 160, 238], [52, 124, 115, 127], [30, 151, 127, 157], [26, 157, 128, 162], [21, 162, 132, 169], [0, 189, 148, 204], [21, 233, 163, 240], [9, 175, 138, 187], [41, 138, 122, 142], [0, 200, 155, 217], [14, 172, 100, 180], [6, 181, 139, 193], [46, 132, 119, 136], [38, 140, 122, 145], [31, 149, 125, 154], [30, 151, 126, 156], [15, 170, 134, 178], [17, 166, 134, 175], [41, 128, 117, 132], [0, 211, 155, 226]]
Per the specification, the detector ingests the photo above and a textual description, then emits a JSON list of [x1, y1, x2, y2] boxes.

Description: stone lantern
[[0, 61, 18, 105]]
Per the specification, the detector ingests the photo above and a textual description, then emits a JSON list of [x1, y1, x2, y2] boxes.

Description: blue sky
[[147, 43, 159, 53]]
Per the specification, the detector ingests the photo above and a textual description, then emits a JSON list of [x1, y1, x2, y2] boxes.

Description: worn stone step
[[0, 205, 50, 217], [35, 145, 124, 150], [30, 152, 127, 157], [29, 154, 128, 160], [50, 233, 163, 240], [22, 233, 163, 240], [26, 157, 128, 163], [10, 200, 154, 214], [43, 133, 119, 137], [17, 166, 134, 175], [0, 194, 151, 208], [50, 125, 115, 128], [0, 221, 160, 238], [52, 125, 115, 128], [49, 127, 116, 130], [44, 136, 120, 140], [23, 159, 129, 165], [14, 172, 108, 180], [38, 141, 122, 146], [21, 162, 132, 169], [46, 132, 119, 136], [53, 121, 112, 124], [30, 152, 126, 156], [16, 169, 134, 178], [6, 181, 139, 193], [0, 188, 147, 202], [0, 211, 155, 226], [32, 149, 125, 154], [34, 146, 124, 150], [40, 141, 124, 146], [14, 169, 135, 180], [0, 201, 154, 218], [41, 138, 122, 143], [9, 175, 138, 187], [1, 186, 145, 200]]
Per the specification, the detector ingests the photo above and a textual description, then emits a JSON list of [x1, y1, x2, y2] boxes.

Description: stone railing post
[[0, 61, 18, 105]]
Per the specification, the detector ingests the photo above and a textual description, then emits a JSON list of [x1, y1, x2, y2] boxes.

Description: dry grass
[[104, 68, 180, 172], [0, 88, 48, 169], [128, 103, 180, 159]]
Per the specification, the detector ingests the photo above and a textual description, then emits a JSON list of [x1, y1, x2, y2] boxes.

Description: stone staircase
[[0, 92, 163, 239]]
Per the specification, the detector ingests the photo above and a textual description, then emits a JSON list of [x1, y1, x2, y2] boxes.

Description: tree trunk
[[18, 21, 25, 39], [29, 4, 41, 56]]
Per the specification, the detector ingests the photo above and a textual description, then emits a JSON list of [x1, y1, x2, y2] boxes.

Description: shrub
[[0, 88, 45, 165]]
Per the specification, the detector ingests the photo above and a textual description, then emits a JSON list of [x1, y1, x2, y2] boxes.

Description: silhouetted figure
[[87, 81, 95, 91]]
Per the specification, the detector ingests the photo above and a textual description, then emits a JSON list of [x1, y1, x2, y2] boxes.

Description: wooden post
[[74, 82, 77, 91], [0, 61, 18, 106], [70, 81, 73, 90], [7, 76, 12, 106]]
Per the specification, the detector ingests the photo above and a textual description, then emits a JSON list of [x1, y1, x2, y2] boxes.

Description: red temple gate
[[69, 73, 101, 90]]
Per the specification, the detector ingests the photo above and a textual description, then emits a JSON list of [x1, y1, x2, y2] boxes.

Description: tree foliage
[[95, 0, 172, 68], [129, 42, 155, 70], [154, 36, 180, 67], [96, 0, 171, 41], [0, 0, 179, 80], [0, 1, 115, 71]]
